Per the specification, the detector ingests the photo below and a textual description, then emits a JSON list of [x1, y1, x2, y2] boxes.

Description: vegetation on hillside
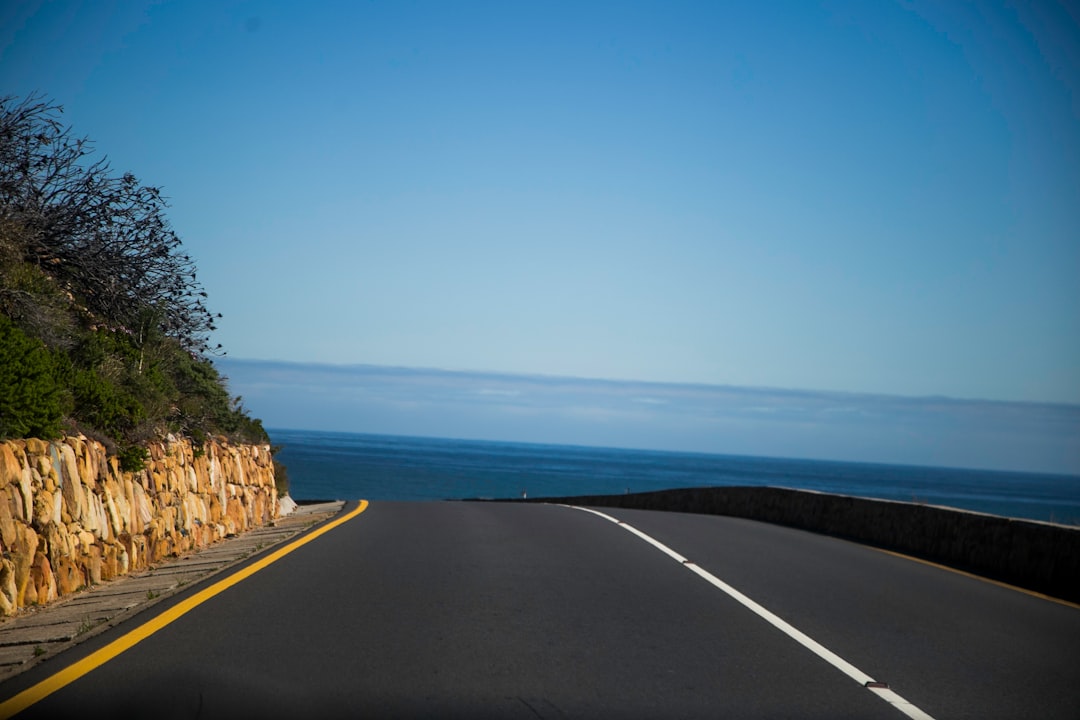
[[0, 94, 273, 473]]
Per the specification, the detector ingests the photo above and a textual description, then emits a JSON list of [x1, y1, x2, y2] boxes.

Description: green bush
[[0, 315, 63, 439], [273, 457, 290, 498], [117, 445, 149, 473], [71, 368, 138, 436]]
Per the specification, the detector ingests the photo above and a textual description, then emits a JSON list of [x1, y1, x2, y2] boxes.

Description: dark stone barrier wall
[[524, 487, 1080, 604]]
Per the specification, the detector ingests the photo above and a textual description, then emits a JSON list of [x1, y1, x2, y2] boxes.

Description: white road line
[[563, 504, 937, 720]]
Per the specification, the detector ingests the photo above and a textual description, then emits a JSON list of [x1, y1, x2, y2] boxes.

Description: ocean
[[268, 428, 1080, 526]]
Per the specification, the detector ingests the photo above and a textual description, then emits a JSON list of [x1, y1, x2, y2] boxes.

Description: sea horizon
[[268, 425, 1080, 479], [267, 427, 1080, 526]]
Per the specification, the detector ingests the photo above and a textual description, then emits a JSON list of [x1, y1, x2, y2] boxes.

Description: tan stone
[[102, 479, 123, 537], [80, 439, 100, 487], [59, 442, 79, 483], [193, 453, 209, 488], [36, 454, 55, 491], [133, 483, 152, 528], [75, 530, 94, 557], [0, 488, 17, 549], [145, 518, 163, 560], [122, 477, 137, 528], [29, 551, 57, 605], [87, 543, 103, 585], [0, 436, 276, 615], [43, 524, 66, 564], [129, 534, 146, 570], [12, 524, 39, 606], [54, 555, 83, 595], [59, 444, 86, 522], [116, 543, 130, 576], [0, 558, 16, 616], [86, 491, 110, 540], [100, 542, 118, 581], [25, 438, 47, 455], [17, 462, 32, 519], [22, 570, 38, 606], [32, 488, 54, 529], [51, 488, 62, 526], [254, 493, 269, 524], [80, 490, 99, 535], [75, 454, 91, 493], [8, 483, 26, 523], [0, 443, 20, 489], [208, 456, 221, 490], [225, 497, 247, 535]]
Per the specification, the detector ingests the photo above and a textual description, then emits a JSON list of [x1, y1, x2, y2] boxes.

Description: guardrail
[[523, 486, 1080, 604]]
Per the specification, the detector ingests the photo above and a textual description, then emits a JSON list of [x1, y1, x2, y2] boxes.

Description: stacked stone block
[[0, 436, 278, 616]]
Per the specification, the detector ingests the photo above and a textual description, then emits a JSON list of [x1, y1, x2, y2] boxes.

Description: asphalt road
[[3, 501, 1079, 719]]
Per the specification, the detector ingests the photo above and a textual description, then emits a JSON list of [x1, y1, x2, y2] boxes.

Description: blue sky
[[2, 1, 1078, 472]]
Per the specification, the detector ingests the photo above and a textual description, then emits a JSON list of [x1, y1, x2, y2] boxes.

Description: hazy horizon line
[[216, 357, 1080, 411], [214, 357, 1080, 476]]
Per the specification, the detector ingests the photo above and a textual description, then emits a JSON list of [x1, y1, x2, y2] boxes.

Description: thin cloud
[[216, 359, 1080, 475]]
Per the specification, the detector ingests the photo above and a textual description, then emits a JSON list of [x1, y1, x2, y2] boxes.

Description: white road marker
[[563, 505, 937, 720]]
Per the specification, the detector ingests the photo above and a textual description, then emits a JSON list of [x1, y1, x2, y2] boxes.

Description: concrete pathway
[[0, 501, 344, 682]]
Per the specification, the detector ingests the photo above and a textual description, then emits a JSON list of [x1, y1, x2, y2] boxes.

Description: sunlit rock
[[0, 437, 279, 616]]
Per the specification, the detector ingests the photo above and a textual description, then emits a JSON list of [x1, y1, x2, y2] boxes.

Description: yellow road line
[[869, 546, 1080, 610], [0, 500, 369, 719]]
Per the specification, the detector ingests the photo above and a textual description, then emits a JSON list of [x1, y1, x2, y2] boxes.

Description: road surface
[[2, 500, 1078, 719]]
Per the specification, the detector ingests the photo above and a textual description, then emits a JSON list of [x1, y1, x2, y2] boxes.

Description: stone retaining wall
[[531, 486, 1080, 604], [0, 436, 278, 616]]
